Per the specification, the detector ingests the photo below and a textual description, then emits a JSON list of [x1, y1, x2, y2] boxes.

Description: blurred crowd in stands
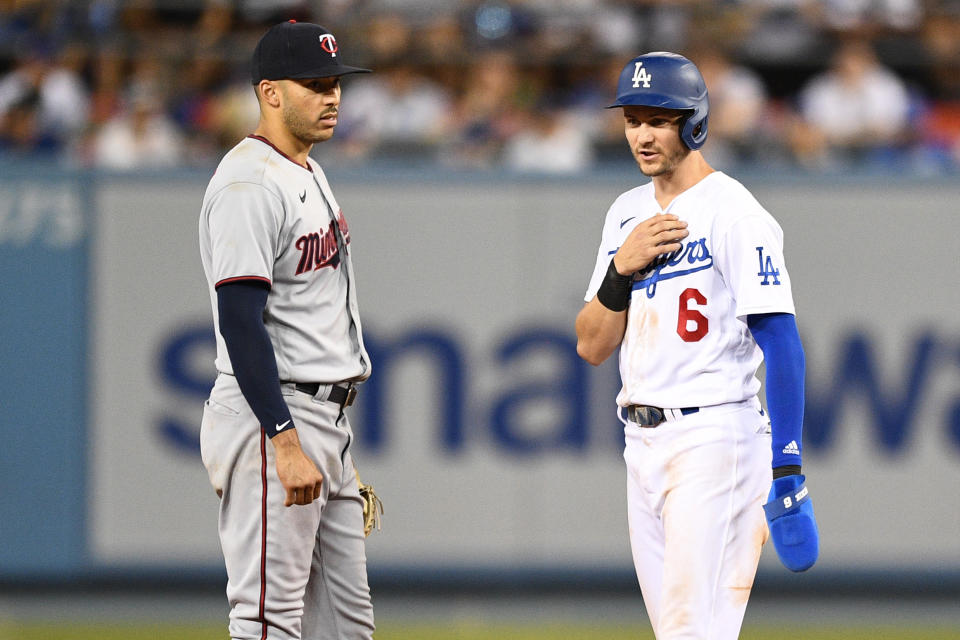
[[2, 0, 960, 173]]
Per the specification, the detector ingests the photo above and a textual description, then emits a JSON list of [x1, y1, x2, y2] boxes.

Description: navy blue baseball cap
[[251, 21, 371, 84]]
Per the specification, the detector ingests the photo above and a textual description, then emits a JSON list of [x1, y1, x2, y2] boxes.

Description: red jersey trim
[[215, 275, 272, 289], [258, 429, 268, 640], [247, 134, 313, 172]]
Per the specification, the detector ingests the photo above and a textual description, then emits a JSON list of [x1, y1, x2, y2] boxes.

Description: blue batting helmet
[[608, 52, 709, 150]]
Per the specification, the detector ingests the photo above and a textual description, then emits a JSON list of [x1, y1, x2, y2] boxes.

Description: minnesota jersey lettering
[[296, 217, 344, 274]]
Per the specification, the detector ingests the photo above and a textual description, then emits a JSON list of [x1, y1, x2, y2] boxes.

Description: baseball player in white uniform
[[198, 21, 375, 640], [576, 52, 820, 639]]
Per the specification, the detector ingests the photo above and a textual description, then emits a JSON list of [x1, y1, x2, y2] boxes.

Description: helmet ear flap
[[681, 106, 708, 150]]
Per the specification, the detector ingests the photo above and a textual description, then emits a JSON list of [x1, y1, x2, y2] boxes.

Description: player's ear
[[257, 80, 281, 109]]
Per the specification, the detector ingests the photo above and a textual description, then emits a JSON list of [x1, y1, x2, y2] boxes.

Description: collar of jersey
[[247, 134, 314, 172]]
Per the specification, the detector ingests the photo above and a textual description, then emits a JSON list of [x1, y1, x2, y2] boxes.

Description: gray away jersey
[[199, 135, 370, 383]]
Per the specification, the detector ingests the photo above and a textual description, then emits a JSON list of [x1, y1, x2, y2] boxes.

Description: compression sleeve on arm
[[747, 312, 805, 471], [217, 280, 294, 438]]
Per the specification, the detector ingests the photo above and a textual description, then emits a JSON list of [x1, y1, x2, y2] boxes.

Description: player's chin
[[635, 158, 666, 177], [312, 126, 336, 142]]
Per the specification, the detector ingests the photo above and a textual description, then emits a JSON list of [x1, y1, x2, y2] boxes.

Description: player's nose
[[631, 123, 655, 146]]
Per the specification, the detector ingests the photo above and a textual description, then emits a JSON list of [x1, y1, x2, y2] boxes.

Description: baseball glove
[[355, 468, 383, 537]]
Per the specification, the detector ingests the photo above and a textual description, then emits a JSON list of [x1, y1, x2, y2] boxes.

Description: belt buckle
[[631, 405, 665, 428], [344, 385, 358, 407]]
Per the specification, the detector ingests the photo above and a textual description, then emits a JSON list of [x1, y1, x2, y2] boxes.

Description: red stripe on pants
[[259, 429, 268, 640]]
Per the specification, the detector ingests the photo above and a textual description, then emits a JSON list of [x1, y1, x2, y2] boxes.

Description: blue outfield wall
[[1, 166, 959, 592], [0, 169, 89, 575]]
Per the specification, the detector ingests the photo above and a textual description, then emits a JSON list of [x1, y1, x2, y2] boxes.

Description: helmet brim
[[606, 92, 696, 111]]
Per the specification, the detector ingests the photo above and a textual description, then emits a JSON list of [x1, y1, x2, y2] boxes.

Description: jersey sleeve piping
[[216, 275, 272, 289]]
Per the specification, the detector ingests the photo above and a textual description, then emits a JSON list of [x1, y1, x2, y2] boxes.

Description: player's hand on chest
[[616, 209, 716, 302], [614, 212, 690, 275]]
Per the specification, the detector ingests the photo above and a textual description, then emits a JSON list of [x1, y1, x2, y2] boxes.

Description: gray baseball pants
[[201, 373, 375, 640]]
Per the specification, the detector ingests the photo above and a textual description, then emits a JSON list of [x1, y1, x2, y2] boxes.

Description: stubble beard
[[635, 143, 688, 177], [282, 102, 331, 145]]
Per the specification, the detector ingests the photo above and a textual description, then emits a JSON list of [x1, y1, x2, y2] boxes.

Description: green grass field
[[1, 623, 957, 640]]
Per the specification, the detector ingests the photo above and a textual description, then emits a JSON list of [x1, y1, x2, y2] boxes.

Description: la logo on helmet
[[319, 34, 338, 57], [632, 62, 652, 88]]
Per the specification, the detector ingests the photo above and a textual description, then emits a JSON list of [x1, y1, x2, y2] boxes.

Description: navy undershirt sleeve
[[747, 312, 805, 471], [217, 280, 293, 438]]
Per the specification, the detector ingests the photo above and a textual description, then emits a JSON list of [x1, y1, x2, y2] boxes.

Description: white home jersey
[[585, 171, 794, 409], [199, 135, 370, 383]]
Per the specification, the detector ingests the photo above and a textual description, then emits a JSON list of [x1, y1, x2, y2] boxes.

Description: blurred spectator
[[37, 42, 90, 140], [88, 45, 124, 127], [0, 44, 89, 153], [170, 53, 230, 165], [0, 88, 59, 156], [363, 12, 414, 65], [584, 1, 641, 55], [414, 13, 468, 89], [921, 7, 960, 99], [440, 50, 528, 168], [91, 83, 184, 170], [502, 100, 594, 173], [0, 0, 957, 172], [916, 5, 960, 168], [193, 1, 234, 51], [820, 0, 923, 33], [564, 55, 631, 161], [417, 12, 465, 62], [208, 77, 260, 152], [635, 0, 696, 52], [695, 45, 772, 166], [236, 0, 314, 24], [461, 0, 539, 54], [737, 0, 826, 64], [789, 38, 912, 165], [337, 61, 454, 159]]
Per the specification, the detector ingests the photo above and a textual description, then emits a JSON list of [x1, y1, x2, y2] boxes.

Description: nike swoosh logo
[[276, 420, 291, 432], [619, 216, 636, 229], [299, 190, 306, 203]]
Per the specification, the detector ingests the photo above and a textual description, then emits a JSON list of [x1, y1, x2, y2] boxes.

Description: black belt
[[626, 404, 699, 428], [290, 382, 358, 407]]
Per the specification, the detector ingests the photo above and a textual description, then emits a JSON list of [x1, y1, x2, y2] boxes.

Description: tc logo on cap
[[319, 34, 338, 57]]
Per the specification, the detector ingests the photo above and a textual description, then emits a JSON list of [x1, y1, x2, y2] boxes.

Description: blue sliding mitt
[[763, 474, 819, 572]]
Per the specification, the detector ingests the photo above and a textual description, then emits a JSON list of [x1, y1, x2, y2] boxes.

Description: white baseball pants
[[624, 399, 772, 640]]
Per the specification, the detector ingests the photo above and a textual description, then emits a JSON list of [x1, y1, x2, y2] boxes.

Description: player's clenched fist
[[272, 429, 324, 506], [613, 213, 688, 275]]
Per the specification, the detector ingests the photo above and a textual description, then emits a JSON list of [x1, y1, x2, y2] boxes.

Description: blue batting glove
[[763, 474, 819, 572]]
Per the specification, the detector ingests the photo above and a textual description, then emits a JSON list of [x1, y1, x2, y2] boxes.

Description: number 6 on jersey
[[677, 287, 708, 342]]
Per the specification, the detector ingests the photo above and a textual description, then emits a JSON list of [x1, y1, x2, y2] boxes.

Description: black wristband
[[773, 465, 802, 479], [596, 257, 633, 312]]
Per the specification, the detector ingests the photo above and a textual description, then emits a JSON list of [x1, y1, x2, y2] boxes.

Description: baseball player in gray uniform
[[198, 21, 374, 640]]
